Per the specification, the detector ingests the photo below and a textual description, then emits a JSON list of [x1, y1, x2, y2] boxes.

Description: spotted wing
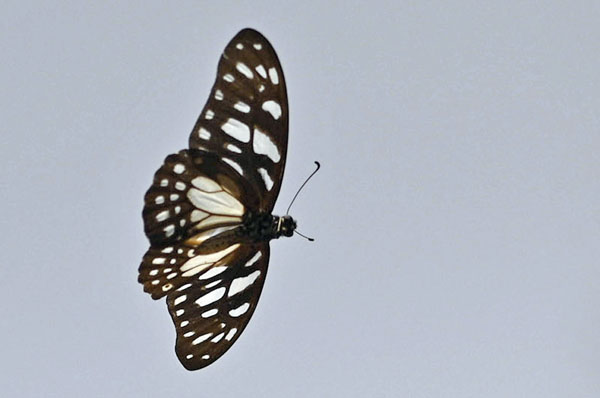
[[142, 149, 251, 248], [166, 243, 269, 370], [188, 28, 288, 212]]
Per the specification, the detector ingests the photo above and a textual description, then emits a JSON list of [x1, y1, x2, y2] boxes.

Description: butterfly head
[[276, 215, 296, 238]]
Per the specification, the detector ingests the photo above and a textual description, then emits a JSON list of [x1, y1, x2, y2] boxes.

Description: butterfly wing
[[140, 28, 288, 370], [141, 149, 252, 249], [188, 28, 288, 212], [167, 243, 270, 370]]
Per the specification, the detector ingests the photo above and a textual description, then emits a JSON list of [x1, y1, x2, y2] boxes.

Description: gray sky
[[2, 1, 599, 397]]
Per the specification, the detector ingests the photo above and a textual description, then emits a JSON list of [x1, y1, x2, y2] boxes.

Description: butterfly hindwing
[[167, 243, 270, 370], [188, 28, 288, 212], [142, 149, 264, 247]]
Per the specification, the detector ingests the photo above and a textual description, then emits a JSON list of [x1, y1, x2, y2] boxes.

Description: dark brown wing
[[166, 243, 270, 370], [188, 28, 288, 212]]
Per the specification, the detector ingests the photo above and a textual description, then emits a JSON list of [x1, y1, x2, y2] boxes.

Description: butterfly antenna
[[286, 161, 321, 215], [294, 230, 315, 242]]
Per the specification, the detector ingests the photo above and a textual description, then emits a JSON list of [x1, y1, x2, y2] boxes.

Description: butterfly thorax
[[239, 212, 296, 241]]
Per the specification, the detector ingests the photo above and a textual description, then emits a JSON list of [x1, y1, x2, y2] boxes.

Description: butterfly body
[[139, 28, 293, 370]]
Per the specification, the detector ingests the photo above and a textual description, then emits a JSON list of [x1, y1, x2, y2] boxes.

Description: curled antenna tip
[[295, 230, 315, 242], [285, 160, 321, 215]]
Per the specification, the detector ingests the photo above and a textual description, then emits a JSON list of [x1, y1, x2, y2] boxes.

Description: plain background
[[2, 1, 599, 397]]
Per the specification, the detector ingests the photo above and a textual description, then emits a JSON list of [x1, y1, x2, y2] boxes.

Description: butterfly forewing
[[189, 28, 288, 212], [167, 244, 270, 370]]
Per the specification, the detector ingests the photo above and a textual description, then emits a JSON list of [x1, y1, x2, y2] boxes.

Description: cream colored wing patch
[[186, 176, 245, 231], [139, 241, 242, 299], [180, 244, 240, 277], [143, 150, 247, 245]]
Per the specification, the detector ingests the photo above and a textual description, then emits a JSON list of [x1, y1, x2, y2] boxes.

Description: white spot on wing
[[223, 158, 244, 176], [191, 176, 221, 192], [253, 127, 281, 163], [205, 279, 221, 289], [164, 224, 175, 237], [262, 100, 282, 120], [258, 168, 274, 191], [156, 210, 169, 222], [253, 43, 262, 50], [236, 43, 244, 50], [205, 110, 214, 120], [236, 62, 253, 79], [245, 251, 262, 267], [229, 302, 250, 317], [198, 128, 211, 140], [225, 328, 237, 341], [223, 73, 234, 82], [174, 295, 187, 306], [211, 332, 225, 343], [160, 179, 168, 187], [177, 283, 191, 292], [192, 333, 212, 345], [155, 195, 165, 204], [228, 270, 261, 297], [152, 257, 166, 265], [202, 308, 218, 318], [221, 118, 250, 142], [233, 101, 251, 113], [175, 181, 186, 191], [255, 65, 267, 79], [199, 266, 227, 280], [196, 287, 226, 306], [226, 143, 242, 153], [215, 90, 223, 100], [173, 164, 185, 174], [268, 67, 279, 84]]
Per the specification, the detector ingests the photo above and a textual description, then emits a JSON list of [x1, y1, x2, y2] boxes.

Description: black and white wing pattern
[[189, 28, 288, 212], [139, 28, 290, 371]]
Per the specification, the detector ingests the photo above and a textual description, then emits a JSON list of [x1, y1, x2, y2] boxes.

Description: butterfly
[[139, 28, 296, 370]]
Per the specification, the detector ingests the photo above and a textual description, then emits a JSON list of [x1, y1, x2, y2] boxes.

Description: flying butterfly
[[139, 28, 312, 370]]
